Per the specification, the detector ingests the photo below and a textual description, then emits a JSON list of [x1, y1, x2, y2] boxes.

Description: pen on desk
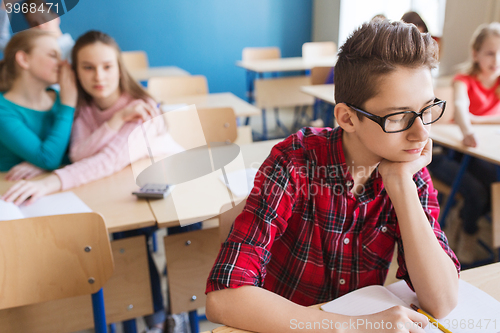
[[410, 304, 452, 333]]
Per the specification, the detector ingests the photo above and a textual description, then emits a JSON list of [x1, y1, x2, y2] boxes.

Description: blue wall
[[60, 0, 313, 100]]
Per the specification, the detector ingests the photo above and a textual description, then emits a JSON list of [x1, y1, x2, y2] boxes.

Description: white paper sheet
[[0, 192, 91, 220]]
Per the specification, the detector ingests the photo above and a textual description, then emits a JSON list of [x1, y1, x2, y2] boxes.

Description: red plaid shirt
[[206, 127, 460, 306]]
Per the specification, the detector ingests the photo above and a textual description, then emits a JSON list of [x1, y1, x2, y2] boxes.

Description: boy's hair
[[468, 22, 500, 76], [334, 20, 438, 118], [71, 30, 154, 109]]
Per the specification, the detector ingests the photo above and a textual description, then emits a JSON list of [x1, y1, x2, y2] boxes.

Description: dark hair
[[334, 20, 438, 118], [401, 11, 429, 34], [0, 29, 54, 91], [71, 30, 153, 108]]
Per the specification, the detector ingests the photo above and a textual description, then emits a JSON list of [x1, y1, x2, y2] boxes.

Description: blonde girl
[[0, 29, 76, 177]]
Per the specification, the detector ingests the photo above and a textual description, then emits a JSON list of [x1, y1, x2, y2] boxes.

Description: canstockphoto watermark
[[4, 0, 81, 33], [290, 319, 425, 330]]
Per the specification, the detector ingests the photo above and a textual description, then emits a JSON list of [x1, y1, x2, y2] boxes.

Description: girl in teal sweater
[[0, 29, 76, 178]]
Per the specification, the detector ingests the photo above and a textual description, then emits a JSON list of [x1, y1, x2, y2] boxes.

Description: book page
[[321, 285, 408, 315], [19, 192, 92, 218], [387, 279, 500, 333], [0, 200, 25, 220], [219, 168, 259, 197]]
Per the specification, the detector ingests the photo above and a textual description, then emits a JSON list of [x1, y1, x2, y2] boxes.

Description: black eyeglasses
[[345, 98, 446, 133]]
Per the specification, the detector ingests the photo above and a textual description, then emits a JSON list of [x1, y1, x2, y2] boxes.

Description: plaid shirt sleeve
[[206, 142, 299, 293], [395, 167, 461, 290]]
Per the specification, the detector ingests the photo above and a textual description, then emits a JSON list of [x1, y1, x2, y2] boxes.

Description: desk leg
[[439, 154, 471, 227], [122, 319, 137, 333], [189, 310, 199, 333], [245, 70, 256, 126], [91, 289, 108, 333]]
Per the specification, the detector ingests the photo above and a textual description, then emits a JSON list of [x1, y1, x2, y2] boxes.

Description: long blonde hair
[[0, 29, 53, 92], [71, 30, 153, 109], [468, 22, 500, 76]]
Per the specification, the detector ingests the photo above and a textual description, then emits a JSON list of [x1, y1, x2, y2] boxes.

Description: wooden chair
[[254, 76, 314, 137], [310, 66, 335, 126], [241, 47, 281, 135], [302, 42, 337, 60], [160, 106, 248, 333], [122, 51, 149, 71], [0, 213, 114, 333], [148, 75, 208, 102], [242, 47, 281, 61]]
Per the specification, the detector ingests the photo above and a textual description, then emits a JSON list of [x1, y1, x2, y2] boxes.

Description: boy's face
[[351, 66, 434, 163]]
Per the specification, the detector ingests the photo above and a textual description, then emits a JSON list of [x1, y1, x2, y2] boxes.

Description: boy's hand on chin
[[378, 139, 433, 183]]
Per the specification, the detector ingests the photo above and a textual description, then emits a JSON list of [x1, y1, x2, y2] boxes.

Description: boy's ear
[[15, 51, 30, 70], [334, 103, 356, 133]]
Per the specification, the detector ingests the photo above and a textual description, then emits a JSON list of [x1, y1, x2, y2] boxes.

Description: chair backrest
[[254, 76, 314, 109], [148, 75, 209, 102], [219, 199, 247, 243], [163, 106, 237, 150], [242, 47, 281, 61], [121, 51, 149, 71], [311, 66, 333, 85], [434, 85, 455, 124], [0, 213, 114, 310], [302, 42, 337, 60], [163, 227, 220, 314]]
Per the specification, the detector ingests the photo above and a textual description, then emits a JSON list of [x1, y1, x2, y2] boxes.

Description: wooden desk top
[[430, 124, 500, 166], [129, 66, 190, 81], [300, 84, 335, 105], [161, 92, 261, 118], [152, 139, 281, 228], [213, 262, 500, 333], [0, 165, 156, 233], [236, 56, 336, 73]]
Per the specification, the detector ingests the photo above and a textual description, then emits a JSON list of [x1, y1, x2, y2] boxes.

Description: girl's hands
[[462, 132, 478, 147], [1, 174, 62, 206], [59, 61, 78, 108], [107, 101, 158, 131], [5, 162, 45, 181]]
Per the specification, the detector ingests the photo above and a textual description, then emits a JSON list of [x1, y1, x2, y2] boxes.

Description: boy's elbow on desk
[[426, 283, 459, 319]]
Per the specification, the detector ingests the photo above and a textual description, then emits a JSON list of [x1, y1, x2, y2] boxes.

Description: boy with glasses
[[206, 20, 460, 333]]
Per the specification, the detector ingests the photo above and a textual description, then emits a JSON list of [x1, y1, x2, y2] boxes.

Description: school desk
[[0, 166, 156, 233], [129, 66, 190, 82], [429, 124, 500, 231], [160, 92, 261, 119], [236, 56, 337, 74], [151, 139, 281, 228], [300, 84, 335, 105], [211, 262, 500, 333]]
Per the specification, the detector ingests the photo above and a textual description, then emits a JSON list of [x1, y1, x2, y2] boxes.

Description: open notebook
[[321, 280, 500, 333], [0, 192, 92, 221]]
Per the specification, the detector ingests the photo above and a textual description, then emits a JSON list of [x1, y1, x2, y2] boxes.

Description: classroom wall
[[59, 0, 313, 100], [439, 0, 500, 76], [312, 0, 341, 45]]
